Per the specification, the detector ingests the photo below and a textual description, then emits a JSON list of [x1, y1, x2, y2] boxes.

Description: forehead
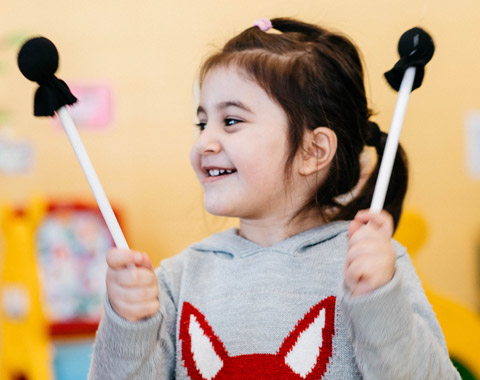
[[198, 66, 276, 112]]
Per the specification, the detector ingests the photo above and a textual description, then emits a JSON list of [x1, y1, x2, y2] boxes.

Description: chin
[[204, 205, 235, 218], [203, 199, 231, 217]]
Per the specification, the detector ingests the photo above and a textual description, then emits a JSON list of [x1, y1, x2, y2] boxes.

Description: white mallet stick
[[370, 66, 416, 213], [57, 106, 129, 249]]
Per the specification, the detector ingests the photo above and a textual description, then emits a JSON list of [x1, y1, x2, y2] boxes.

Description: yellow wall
[[1, 0, 479, 312]]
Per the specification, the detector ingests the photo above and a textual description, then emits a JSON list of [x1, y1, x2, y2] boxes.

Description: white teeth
[[208, 169, 234, 177]]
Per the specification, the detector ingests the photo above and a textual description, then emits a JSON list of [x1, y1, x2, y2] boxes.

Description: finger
[[349, 211, 393, 243], [131, 267, 158, 286], [344, 254, 395, 296], [358, 209, 394, 236], [130, 251, 155, 270], [125, 285, 160, 303], [348, 218, 365, 239], [348, 223, 376, 248], [344, 254, 364, 287], [353, 209, 390, 227], [345, 240, 377, 268], [107, 281, 159, 303], [344, 258, 373, 295], [367, 210, 394, 235], [107, 266, 158, 288], [111, 298, 160, 322], [351, 267, 388, 296], [348, 220, 391, 251], [107, 249, 142, 269], [348, 209, 378, 241], [138, 252, 155, 270], [352, 209, 373, 224]]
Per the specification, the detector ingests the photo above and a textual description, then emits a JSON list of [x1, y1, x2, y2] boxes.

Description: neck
[[238, 211, 325, 247]]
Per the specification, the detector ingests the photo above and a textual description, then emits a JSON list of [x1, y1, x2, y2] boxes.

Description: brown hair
[[199, 18, 408, 228]]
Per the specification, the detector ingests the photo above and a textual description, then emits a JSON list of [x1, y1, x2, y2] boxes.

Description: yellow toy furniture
[[0, 198, 53, 380], [395, 211, 480, 380]]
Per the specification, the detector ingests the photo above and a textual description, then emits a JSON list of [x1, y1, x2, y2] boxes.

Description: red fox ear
[[278, 296, 336, 380], [180, 302, 229, 380]]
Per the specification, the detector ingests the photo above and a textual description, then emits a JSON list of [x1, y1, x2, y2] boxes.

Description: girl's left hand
[[344, 209, 396, 296]]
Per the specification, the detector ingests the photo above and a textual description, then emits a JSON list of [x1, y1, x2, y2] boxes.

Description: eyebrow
[[196, 101, 253, 116]]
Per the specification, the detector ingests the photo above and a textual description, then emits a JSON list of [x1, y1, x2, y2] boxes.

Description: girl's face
[[190, 66, 304, 222]]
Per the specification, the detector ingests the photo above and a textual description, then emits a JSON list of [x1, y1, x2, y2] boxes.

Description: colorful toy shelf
[[1, 198, 117, 380]]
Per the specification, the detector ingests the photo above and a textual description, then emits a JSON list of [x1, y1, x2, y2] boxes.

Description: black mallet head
[[17, 36, 77, 117], [398, 27, 434, 65], [18, 37, 59, 84], [385, 27, 435, 92]]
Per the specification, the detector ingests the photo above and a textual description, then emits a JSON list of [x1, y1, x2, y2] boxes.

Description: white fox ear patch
[[188, 314, 224, 379], [278, 296, 336, 379], [180, 302, 228, 380], [180, 296, 336, 380]]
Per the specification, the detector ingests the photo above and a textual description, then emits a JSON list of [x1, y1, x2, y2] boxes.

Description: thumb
[[348, 209, 394, 239], [107, 248, 139, 269], [135, 252, 154, 270], [348, 216, 366, 239]]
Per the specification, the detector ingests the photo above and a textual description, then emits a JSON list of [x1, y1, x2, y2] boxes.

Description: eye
[[195, 122, 206, 131], [224, 118, 241, 127]]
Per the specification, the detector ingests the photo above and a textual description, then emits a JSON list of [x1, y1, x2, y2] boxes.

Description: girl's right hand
[[106, 249, 160, 322]]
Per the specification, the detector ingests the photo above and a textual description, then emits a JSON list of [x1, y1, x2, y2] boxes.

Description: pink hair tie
[[254, 18, 273, 32]]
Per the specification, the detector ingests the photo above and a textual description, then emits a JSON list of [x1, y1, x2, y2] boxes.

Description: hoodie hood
[[189, 221, 350, 259]]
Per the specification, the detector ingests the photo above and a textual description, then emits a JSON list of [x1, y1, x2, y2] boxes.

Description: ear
[[278, 296, 336, 380], [298, 127, 337, 176], [180, 302, 228, 380]]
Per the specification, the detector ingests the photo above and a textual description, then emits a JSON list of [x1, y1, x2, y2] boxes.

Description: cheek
[[251, 139, 289, 176], [238, 152, 286, 189], [189, 145, 201, 177]]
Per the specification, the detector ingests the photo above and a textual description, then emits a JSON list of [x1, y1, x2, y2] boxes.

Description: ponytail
[[334, 123, 408, 230]]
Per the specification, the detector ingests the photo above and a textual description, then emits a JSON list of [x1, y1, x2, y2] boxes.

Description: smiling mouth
[[207, 169, 237, 177]]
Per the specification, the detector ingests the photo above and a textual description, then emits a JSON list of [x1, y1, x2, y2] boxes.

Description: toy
[[17, 37, 128, 250], [38, 202, 116, 380], [370, 27, 434, 213], [0, 198, 53, 380], [37, 202, 113, 329]]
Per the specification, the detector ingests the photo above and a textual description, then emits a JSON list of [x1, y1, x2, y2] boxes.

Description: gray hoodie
[[89, 221, 460, 379]]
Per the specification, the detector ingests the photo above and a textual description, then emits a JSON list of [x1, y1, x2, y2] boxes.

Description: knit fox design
[[180, 296, 336, 380]]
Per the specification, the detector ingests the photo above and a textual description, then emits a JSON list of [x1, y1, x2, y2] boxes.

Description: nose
[[193, 124, 222, 155]]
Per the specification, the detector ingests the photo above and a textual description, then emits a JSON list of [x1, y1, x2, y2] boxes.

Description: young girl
[[89, 18, 460, 379]]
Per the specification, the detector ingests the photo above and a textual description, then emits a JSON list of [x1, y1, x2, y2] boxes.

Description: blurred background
[[1, 0, 479, 379]]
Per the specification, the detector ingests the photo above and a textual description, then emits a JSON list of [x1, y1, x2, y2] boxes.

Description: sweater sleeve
[[341, 245, 461, 380], [88, 266, 177, 380]]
